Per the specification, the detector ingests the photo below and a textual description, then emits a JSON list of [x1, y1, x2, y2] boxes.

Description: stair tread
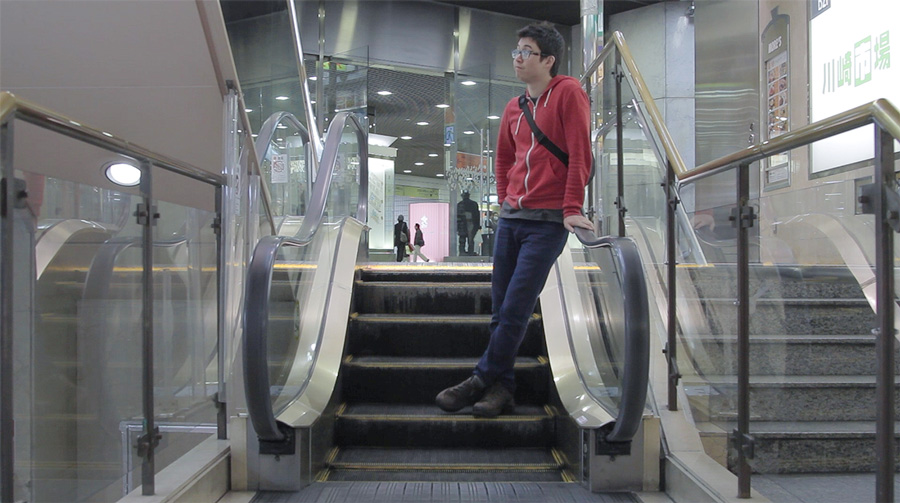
[[332, 447, 560, 467], [693, 334, 877, 342], [339, 403, 552, 419], [321, 470, 567, 482], [700, 420, 900, 436], [684, 375, 900, 385], [345, 356, 545, 368]]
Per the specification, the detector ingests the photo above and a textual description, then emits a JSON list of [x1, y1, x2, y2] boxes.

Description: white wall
[[0, 0, 234, 211]]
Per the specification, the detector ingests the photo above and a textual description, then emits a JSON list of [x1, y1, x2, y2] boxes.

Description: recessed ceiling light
[[377, 90, 393, 96], [252, 134, 258, 138], [275, 96, 289, 101], [104, 162, 141, 187], [101, 131, 114, 138], [400, 136, 413, 140], [402, 169, 412, 173], [276, 124, 287, 129], [436, 173, 445, 177], [309, 76, 317, 81], [428, 153, 439, 157], [310, 100, 316, 104], [415, 162, 424, 166], [487, 115, 500, 120], [461, 80, 476, 86], [245, 108, 253, 113], [463, 130, 475, 135], [416, 121, 429, 126], [436, 104, 450, 108], [444, 143, 452, 147]]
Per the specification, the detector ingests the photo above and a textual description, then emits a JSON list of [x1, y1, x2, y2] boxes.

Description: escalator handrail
[[243, 110, 367, 443], [573, 227, 650, 443]]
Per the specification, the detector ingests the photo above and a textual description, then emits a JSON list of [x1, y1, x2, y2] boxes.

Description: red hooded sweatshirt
[[495, 74, 591, 219]]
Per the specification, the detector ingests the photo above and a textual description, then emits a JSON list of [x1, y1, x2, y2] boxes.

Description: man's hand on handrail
[[564, 214, 595, 233]]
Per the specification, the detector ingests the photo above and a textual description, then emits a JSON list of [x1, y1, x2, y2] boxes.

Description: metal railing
[[674, 98, 900, 499], [0, 91, 226, 499]]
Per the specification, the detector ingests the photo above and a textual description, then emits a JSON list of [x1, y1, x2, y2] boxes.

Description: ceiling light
[[463, 130, 475, 135], [275, 96, 289, 101], [245, 108, 253, 113], [402, 170, 412, 173], [416, 121, 429, 126], [252, 134, 258, 138], [377, 90, 393, 96], [436, 104, 450, 108], [436, 173, 445, 177], [415, 162, 424, 166], [487, 115, 500, 120], [104, 162, 141, 187], [428, 153, 439, 157], [461, 80, 476, 86], [101, 132, 114, 138], [400, 136, 413, 140], [276, 124, 287, 129], [444, 143, 452, 147], [309, 76, 317, 81]]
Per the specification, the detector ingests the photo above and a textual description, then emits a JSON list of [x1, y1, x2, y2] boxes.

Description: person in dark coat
[[393, 215, 410, 262]]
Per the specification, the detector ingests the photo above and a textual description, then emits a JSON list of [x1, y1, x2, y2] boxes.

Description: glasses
[[511, 49, 542, 59]]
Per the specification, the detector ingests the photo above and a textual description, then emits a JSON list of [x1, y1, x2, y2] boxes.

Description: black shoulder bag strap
[[518, 94, 569, 166]]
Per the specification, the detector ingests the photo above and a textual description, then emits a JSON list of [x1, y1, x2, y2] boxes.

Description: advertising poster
[[809, 0, 899, 175], [763, 7, 791, 188]]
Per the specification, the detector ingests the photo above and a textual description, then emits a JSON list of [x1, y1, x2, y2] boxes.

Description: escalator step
[[335, 403, 557, 448], [322, 447, 569, 482], [346, 313, 545, 357], [341, 356, 550, 405], [358, 267, 492, 283], [353, 281, 492, 315]]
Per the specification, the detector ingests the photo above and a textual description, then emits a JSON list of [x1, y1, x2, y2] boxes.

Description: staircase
[[319, 265, 575, 482], [683, 264, 896, 473]]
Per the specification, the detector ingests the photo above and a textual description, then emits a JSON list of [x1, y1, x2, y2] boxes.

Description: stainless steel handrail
[[0, 92, 225, 187], [580, 31, 689, 179], [243, 110, 367, 444], [682, 98, 900, 182], [573, 227, 650, 443]]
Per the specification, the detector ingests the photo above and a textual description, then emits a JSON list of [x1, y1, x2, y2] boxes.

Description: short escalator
[[328, 265, 568, 482]]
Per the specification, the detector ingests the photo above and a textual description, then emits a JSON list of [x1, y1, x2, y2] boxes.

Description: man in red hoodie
[[436, 21, 593, 417]]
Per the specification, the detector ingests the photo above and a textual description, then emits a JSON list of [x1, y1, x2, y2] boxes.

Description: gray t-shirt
[[499, 201, 564, 224]]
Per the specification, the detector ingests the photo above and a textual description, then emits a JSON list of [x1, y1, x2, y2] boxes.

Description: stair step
[[347, 313, 544, 358], [341, 356, 549, 405], [698, 298, 874, 336], [321, 447, 569, 482], [353, 281, 492, 315], [702, 421, 900, 473], [335, 403, 557, 448], [687, 375, 900, 422], [691, 334, 900, 375], [359, 267, 492, 283]]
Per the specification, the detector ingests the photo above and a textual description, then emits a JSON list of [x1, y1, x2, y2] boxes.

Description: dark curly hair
[[517, 21, 565, 77]]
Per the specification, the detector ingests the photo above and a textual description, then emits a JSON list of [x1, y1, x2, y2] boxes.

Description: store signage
[[809, 0, 898, 175]]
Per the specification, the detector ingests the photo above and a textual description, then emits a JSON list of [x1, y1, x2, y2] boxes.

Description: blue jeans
[[474, 218, 568, 392]]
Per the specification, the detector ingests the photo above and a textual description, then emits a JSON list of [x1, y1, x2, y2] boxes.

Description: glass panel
[[267, 223, 340, 415], [570, 250, 627, 412], [259, 118, 311, 222], [26, 173, 143, 502], [324, 118, 362, 224], [149, 199, 218, 489]]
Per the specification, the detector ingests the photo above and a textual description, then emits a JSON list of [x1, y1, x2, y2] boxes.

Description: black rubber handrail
[[573, 227, 650, 443], [243, 111, 367, 443]]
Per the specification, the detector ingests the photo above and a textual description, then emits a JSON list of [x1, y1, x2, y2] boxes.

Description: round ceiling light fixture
[[104, 162, 141, 187]]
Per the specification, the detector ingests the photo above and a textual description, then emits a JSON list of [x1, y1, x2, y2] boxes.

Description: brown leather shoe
[[436, 375, 485, 412], [472, 382, 515, 418]]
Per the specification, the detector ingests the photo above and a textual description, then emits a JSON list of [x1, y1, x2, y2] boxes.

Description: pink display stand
[[408, 202, 449, 263]]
